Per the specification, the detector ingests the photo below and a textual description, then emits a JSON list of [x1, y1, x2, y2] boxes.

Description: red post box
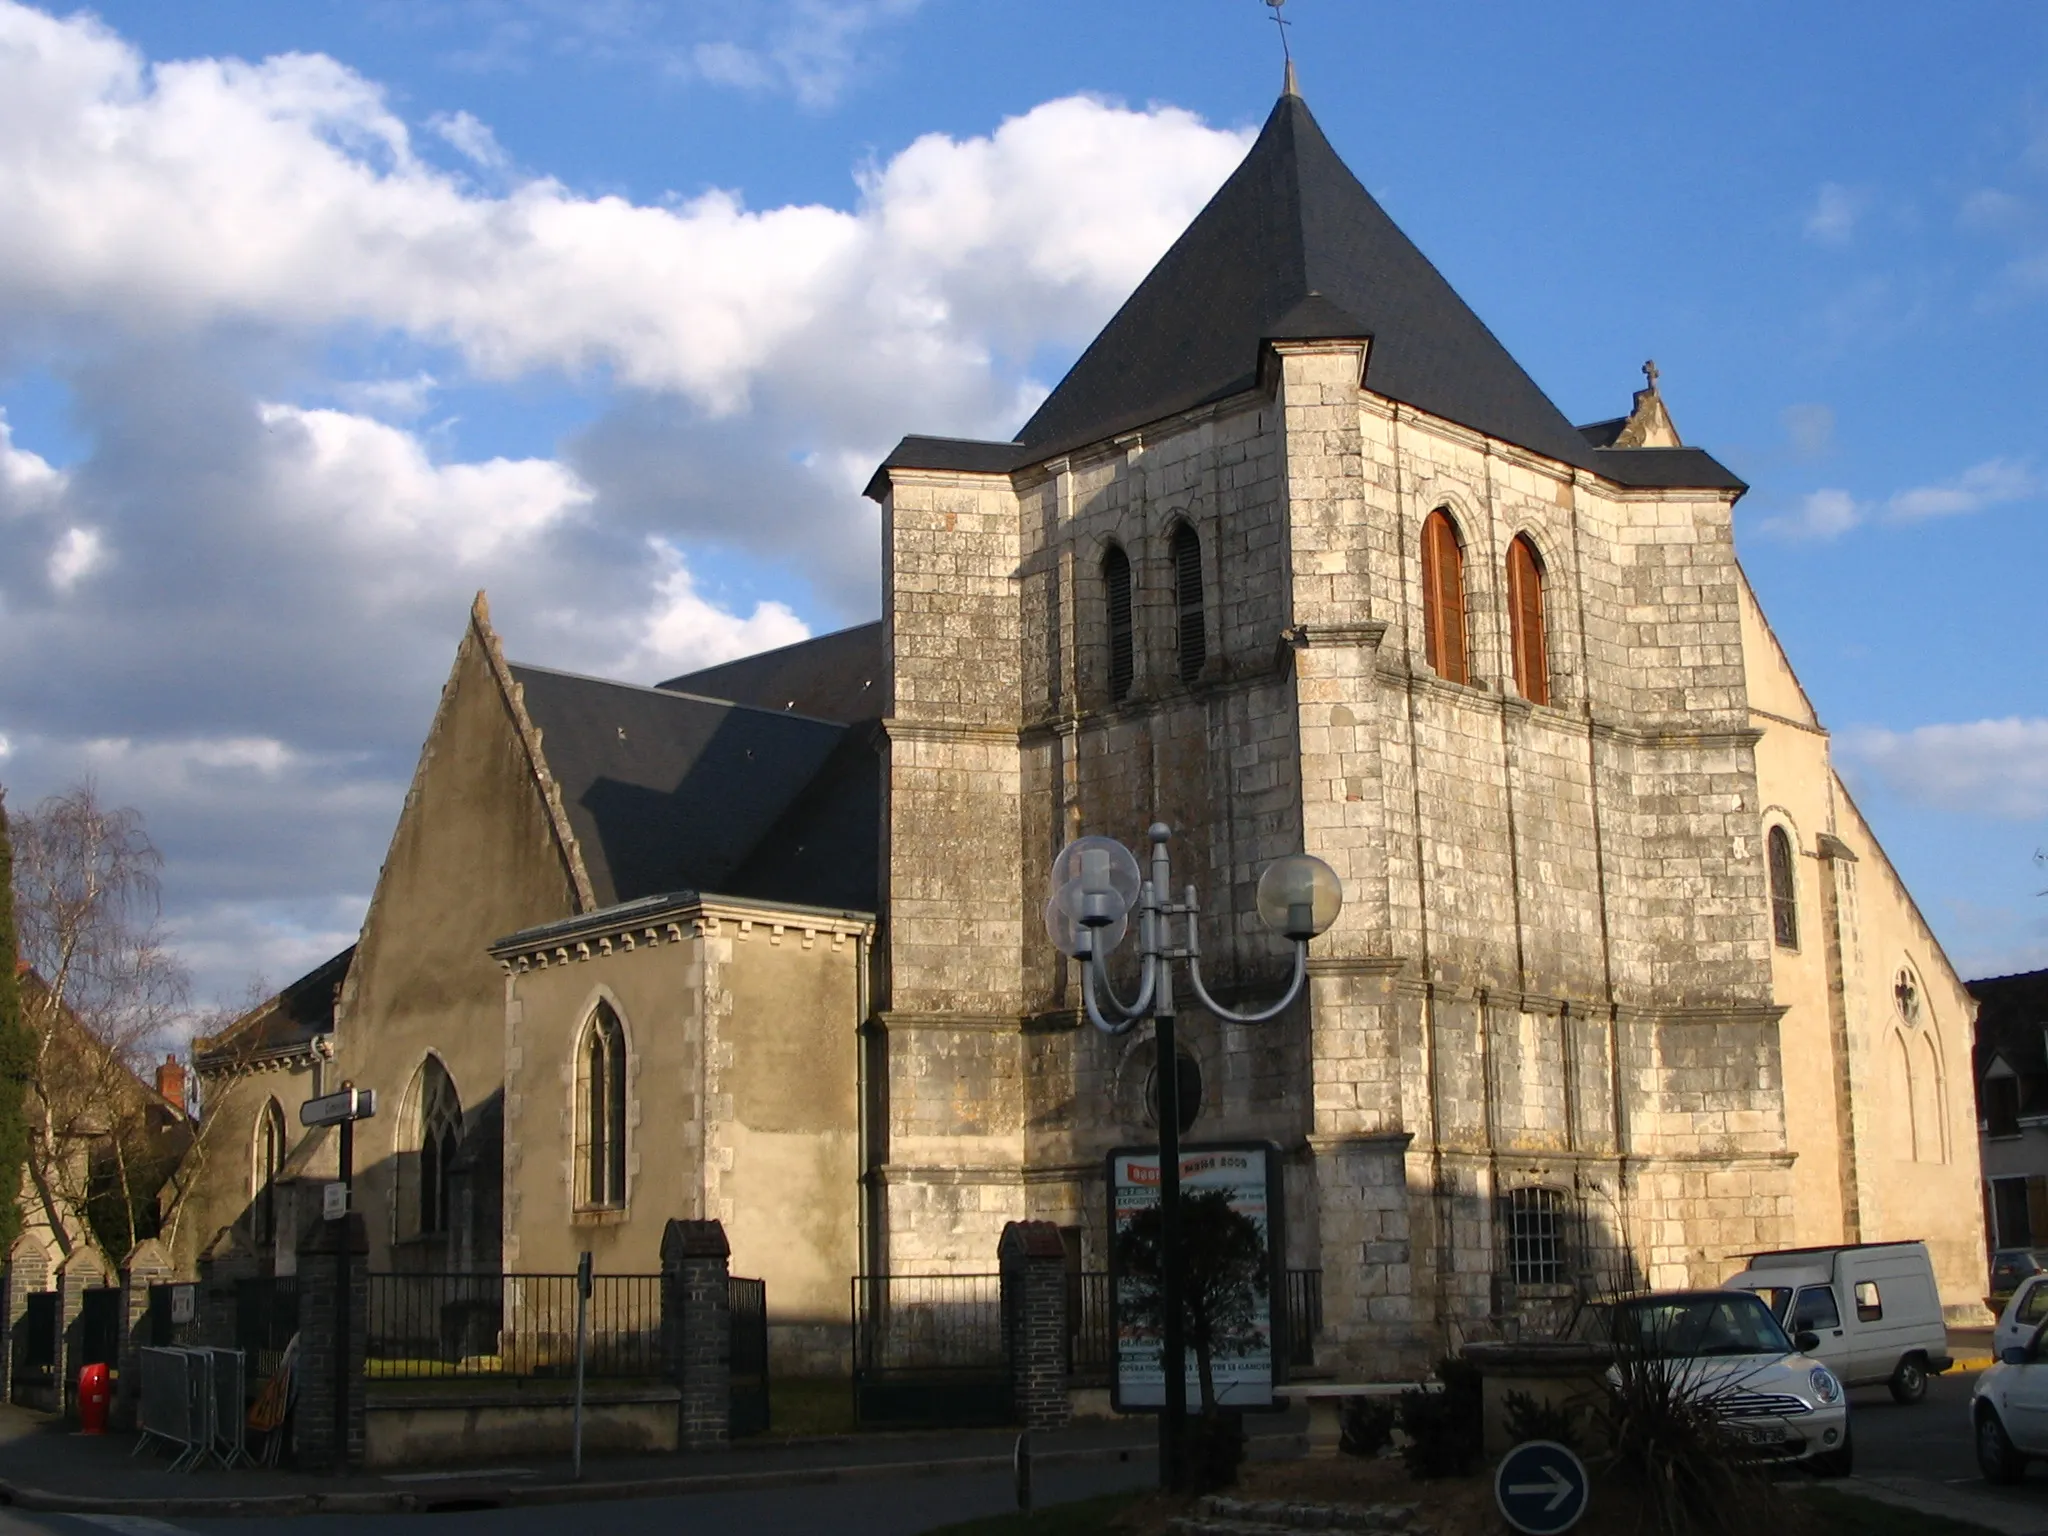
[[77, 1362, 110, 1435]]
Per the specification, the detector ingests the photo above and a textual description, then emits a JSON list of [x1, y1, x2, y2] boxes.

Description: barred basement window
[[1504, 1187, 1569, 1286], [1420, 509, 1469, 685], [578, 1002, 629, 1209], [1768, 825, 1799, 949], [1170, 522, 1206, 684], [1104, 544, 1135, 702]]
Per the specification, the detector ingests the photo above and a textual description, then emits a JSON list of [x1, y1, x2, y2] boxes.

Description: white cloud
[[1960, 187, 2027, 233], [1885, 456, 2036, 521], [0, 734, 11, 759], [681, 0, 925, 110], [1840, 718, 2048, 821], [45, 525, 104, 590], [428, 109, 506, 169], [1760, 487, 1862, 539], [1757, 457, 2039, 540], [0, 2, 1255, 1003], [1804, 182, 1862, 244], [1780, 402, 1835, 458], [632, 540, 810, 677]]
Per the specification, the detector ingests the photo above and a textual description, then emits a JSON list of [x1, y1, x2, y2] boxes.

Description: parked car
[[1568, 1289, 1852, 1476], [1724, 1241, 1951, 1404], [1987, 1248, 2048, 1322], [1971, 1321, 2048, 1481], [1994, 1272, 2048, 1361]]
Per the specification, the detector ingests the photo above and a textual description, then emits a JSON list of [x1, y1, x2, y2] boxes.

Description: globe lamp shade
[[1256, 854, 1342, 941], [1050, 836, 1143, 928], [1044, 889, 1128, 958]]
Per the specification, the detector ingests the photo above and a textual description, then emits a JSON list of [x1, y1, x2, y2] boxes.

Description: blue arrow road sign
[[1495, 1439, 1589, 1535]]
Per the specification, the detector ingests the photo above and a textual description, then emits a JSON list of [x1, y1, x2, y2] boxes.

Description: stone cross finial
[[1643, 359, 1660, 391]]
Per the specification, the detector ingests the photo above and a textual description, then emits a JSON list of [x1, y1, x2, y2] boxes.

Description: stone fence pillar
[[1, 1240, 52, 1406], [293, 1213, 368, 1472], [115, 1239, 172, 1429], [55, 1249, 109, 1417], [999, 1220, 1071, 1431], [662, 1219, 731, 1452]]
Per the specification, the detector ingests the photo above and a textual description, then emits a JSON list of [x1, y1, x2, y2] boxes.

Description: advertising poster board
[[1107, 1141, 1282, 1413]]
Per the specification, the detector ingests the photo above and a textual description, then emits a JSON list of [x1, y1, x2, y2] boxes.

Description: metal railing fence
[[365, 1272, 663, 1380], [234, 1276, 299, 1382], [851, 1273, 1007, 1372]]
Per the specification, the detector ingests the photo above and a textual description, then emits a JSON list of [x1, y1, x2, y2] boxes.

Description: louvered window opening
[[1768, 826, 1798, 949], [1172, 524, 1206, 684], [1504, 1187, 1569, 1287], [1420, 510, 1468, 685], [580, 1003, 629, 1209], [1506, 534, 1549, 706], [1104, 546, 1135, 702]]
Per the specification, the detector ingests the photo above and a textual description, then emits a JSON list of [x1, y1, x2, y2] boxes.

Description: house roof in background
[[1973, 967, 2048, 1079], [193, 945, 353, 1070]]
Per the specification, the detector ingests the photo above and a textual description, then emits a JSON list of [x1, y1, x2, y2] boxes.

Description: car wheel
[[1889, 1354, 1928, 1405], [1809, 1429, 1853, 1479], [1977, 1409, 2028, 1484]]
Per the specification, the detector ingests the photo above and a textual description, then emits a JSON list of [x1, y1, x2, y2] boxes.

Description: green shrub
[[1592, 1347, 1790, 1535], [1502, 1387, 1586, 1452]]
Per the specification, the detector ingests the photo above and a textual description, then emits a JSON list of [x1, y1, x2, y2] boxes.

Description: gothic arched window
[[1506, 534, 1549, 706], [1170, 522, 1206, 685], [416, 1058, 461, 1236], [1420, 509, 1469, 685], [1103, 545, 1135, 703], [578, 1003, 628, 1210], [1768, 826, 1799, 949], [252, 1098, 286, 1246]]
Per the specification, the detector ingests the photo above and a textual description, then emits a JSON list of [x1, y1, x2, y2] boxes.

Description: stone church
[[177, 83, 1984, 1375]]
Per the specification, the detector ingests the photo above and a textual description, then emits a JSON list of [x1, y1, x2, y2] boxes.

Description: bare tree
[[8, 782, 189, 1260]]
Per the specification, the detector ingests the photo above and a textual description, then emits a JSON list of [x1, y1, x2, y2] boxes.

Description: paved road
[[1849, 1370, 2048, 1533], [0, 1457, 1153, 1536]]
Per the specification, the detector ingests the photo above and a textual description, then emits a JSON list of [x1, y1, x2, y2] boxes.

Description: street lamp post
[[1044, 824, 1340, 1491]]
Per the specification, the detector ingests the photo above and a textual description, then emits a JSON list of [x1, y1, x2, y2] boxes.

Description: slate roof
[[657, 623, 884, 725], [868, 90, 1742, 496], [194, 946, 354, 1068], [512, 662, 878, 912]]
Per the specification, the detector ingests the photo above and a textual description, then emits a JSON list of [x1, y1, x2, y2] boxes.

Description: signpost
[[573, 1251, 592, 1480], [300, 1081, 375, 1472], [1495, 1440, 1589, 1535], [1107, 1141, 1281, 1414]]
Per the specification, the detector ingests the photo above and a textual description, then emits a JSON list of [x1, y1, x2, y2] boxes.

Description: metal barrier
[[134, 1346, 253, 1472], [200, 1347, 253, 1468], [366, 1272, 664, 1380]]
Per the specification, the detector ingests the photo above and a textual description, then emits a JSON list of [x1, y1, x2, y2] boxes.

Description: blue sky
[[0, 0, 2041, 1009]]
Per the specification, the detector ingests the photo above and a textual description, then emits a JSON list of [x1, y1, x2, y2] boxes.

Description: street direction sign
[[1495, 1440, 1589, 1535], [300, 1086, 377, 1127]]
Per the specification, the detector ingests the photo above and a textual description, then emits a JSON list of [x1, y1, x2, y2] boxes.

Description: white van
[[1724, 1242, 1952, 1404]]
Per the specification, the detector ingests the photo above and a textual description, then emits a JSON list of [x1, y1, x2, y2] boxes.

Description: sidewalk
[[0, 1403, 1274, 1517]]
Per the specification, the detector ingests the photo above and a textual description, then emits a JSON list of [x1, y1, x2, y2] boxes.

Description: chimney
[[156, 1054, 188, 1113]]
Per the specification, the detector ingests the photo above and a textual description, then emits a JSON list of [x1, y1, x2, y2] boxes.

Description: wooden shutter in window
[[1420, 510, 1468, 685], [1172, 524, 1206, 684], [1506, 535, 1549, 706], [1104, 546, 1134, 702]]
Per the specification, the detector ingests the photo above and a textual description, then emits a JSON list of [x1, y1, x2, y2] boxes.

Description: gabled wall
[[335, 605, 585, 1271]]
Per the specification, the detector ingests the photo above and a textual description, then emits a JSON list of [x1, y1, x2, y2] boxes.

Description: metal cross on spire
[[1265, 0, 1298, 94]]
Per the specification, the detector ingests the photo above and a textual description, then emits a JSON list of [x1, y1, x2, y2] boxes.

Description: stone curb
[[0, 1440, 1161, 1519]]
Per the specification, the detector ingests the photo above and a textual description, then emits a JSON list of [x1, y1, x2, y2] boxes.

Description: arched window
[[1915, 1033, 1947, 1164], [416, 1057, 461, 1236], [1170, 523, 1206, 685], [1502, 1187, 1570, 1286], [1767, 826, 1799, 949], [578, 1003, 628, 1209], [1506, 534, 1549, 706], [251, 1098, 286, 1246], [1103, 545, 1134, 703], [1889, 1032, 1916, 1163], [1419, 509, 1468, 685]]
